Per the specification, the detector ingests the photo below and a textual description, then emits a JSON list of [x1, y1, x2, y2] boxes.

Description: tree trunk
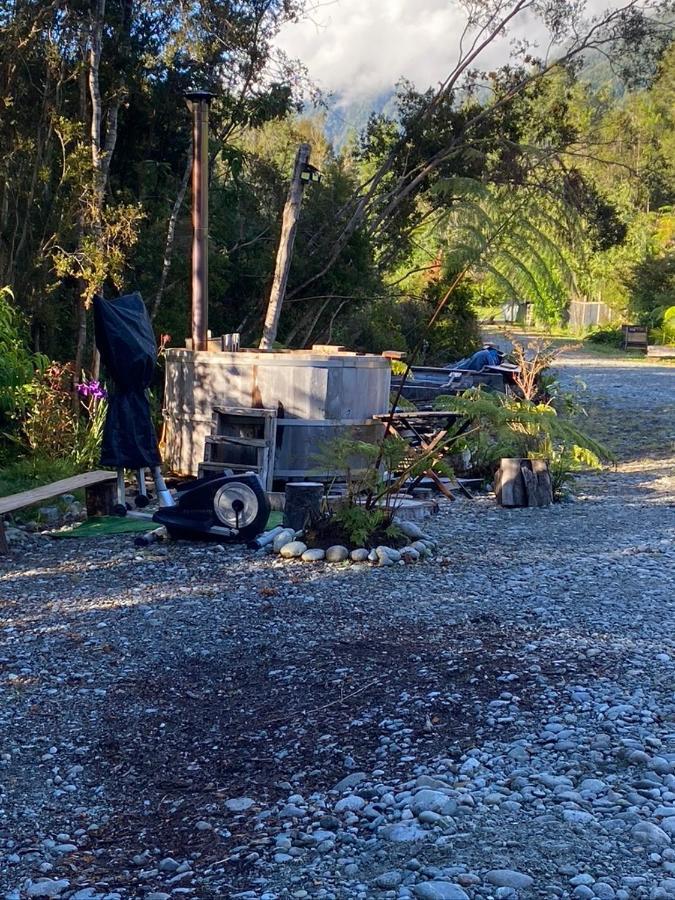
[[152, 150, 192, 321], [259, 143, 310, 349], [283, 482, 324, 532]]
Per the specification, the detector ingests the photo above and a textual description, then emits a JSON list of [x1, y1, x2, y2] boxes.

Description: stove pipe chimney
[[185, 91, 215, 352]]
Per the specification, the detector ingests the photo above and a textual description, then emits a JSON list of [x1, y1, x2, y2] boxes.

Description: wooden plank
[[647, 345, 675, 358], [212, 406, 277, 417], [0, 470, 116, 516], [206, 435, 269, 448]]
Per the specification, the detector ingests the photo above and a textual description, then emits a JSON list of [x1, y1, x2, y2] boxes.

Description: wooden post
[[185, 91, 215, 352], [85, 480, 117, 517], [259, 143, 311, 350], [283, 481, 324, 531]]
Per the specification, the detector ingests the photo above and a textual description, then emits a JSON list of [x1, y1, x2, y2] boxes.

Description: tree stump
[[283, 481, 324, 531], [85, 480, 117, 517], [495, 458, 552, 508]]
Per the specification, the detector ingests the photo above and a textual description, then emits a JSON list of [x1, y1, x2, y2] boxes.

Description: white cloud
[[276, 0, 552, 104]]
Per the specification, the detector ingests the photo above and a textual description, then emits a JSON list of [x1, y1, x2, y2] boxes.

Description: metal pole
[[185, 91, 214, 352]]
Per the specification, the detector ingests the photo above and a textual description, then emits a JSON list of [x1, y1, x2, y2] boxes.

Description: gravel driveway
[[1, 350, 674, 900]]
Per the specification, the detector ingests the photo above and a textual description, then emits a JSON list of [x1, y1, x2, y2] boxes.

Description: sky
[[275, 0, 553, 105]]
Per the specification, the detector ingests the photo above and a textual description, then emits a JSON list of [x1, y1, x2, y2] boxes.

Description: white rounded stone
[[279, 541, 307, 559]]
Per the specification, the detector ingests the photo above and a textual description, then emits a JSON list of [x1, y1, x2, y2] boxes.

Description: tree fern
[[433, 179, 585, 323], [434, 388, 614, 482]]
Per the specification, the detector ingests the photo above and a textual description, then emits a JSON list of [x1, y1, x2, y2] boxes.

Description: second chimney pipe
[[185, 91, 214, 352]]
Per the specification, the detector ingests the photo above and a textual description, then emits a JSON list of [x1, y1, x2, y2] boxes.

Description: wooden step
[[205, 435, 269, 448]]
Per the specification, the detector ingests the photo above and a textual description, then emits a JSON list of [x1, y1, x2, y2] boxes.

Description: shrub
[[585, 325, 623, 347], [0, 286, 48, 422]]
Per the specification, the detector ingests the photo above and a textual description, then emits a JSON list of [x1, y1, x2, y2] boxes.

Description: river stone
[[395, 519, 424, 540], [301, 548, 325, 562], [631, 822, 672, 846], [375, 547, 396, 566], [272, 528, 295, 552], [26, 882, 71, 899], [333, 772, 367, 792], [485, 869, 535, 889], [409, 789, 456, 817], [280, 540, 307, 559], [413, 882, 469, 900], [411, 540, 429, 555], [335, 794, 366, 812], [325, 545, 349, 562], [379, 822, 426, 842], [224, 797, 255, 813], [350, 548, 369, 562], [400, 546, 420, 561], [374, 871, 404, 889]]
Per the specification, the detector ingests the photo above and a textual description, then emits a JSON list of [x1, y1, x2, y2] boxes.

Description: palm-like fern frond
[[437, 178, 584, 323]]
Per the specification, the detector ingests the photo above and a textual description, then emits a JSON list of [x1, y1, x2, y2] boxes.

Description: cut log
[[85, 479, 117, 517], [283, 481, 324, 531], [495, 458, 552, 508]]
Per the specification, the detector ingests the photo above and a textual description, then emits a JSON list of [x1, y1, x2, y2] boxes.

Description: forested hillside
[[1, 0, 674, 375]]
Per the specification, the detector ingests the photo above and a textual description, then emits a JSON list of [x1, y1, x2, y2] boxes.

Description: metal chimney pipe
[[185, 91, 215, 352]]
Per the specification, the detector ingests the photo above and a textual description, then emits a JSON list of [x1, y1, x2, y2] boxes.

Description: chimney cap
[[185, 90, 216, 104]]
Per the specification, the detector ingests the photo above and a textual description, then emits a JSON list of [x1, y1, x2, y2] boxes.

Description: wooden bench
[[0, 470, 117, 553], [647, 345, 675, 359]]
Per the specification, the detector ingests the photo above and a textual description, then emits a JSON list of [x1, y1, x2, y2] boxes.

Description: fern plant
[[433, 178, 585, 324], [434, 387, 614, 497]]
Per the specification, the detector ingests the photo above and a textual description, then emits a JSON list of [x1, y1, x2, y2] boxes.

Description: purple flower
[[76, 380, 107, 401]]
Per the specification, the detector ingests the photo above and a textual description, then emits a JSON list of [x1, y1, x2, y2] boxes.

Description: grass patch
[[0, 456, 81, 499]]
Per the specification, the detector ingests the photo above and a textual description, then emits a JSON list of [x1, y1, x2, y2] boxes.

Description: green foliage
[[18, 363, 78, 461], [0, 287, 47, 421], [585, 324, 624, 346], [331, 504, 388, 548], [662, 305, 675, 343], [434, 387, 613, 494], [314, 429, 456, 544], [0, 457, 80, 500], [15, 363, 107, 470], [436, 178, 584, 325]]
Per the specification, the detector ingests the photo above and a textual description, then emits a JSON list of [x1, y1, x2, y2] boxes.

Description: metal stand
[[153, 466, 175, 507]]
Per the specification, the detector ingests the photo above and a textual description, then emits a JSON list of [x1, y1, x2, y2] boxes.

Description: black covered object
[[93, 292, 161, 469]]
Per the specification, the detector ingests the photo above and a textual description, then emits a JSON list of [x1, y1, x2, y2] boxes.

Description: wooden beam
[[0, 470, 116, 516], [259, 143, 311, 350]]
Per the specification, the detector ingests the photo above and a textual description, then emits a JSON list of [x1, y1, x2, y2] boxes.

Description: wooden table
[[373, 411, 464, 499]]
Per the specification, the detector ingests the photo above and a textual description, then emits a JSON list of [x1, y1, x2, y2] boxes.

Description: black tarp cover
[[93, 292, 161, 469]]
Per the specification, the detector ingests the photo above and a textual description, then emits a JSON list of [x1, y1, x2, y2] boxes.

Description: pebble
[[412, 882, 469, 900], [25, 882, 70, 899]]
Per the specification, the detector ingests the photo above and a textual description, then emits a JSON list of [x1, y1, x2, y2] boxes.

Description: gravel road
[[1, 351, 674, 900]]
